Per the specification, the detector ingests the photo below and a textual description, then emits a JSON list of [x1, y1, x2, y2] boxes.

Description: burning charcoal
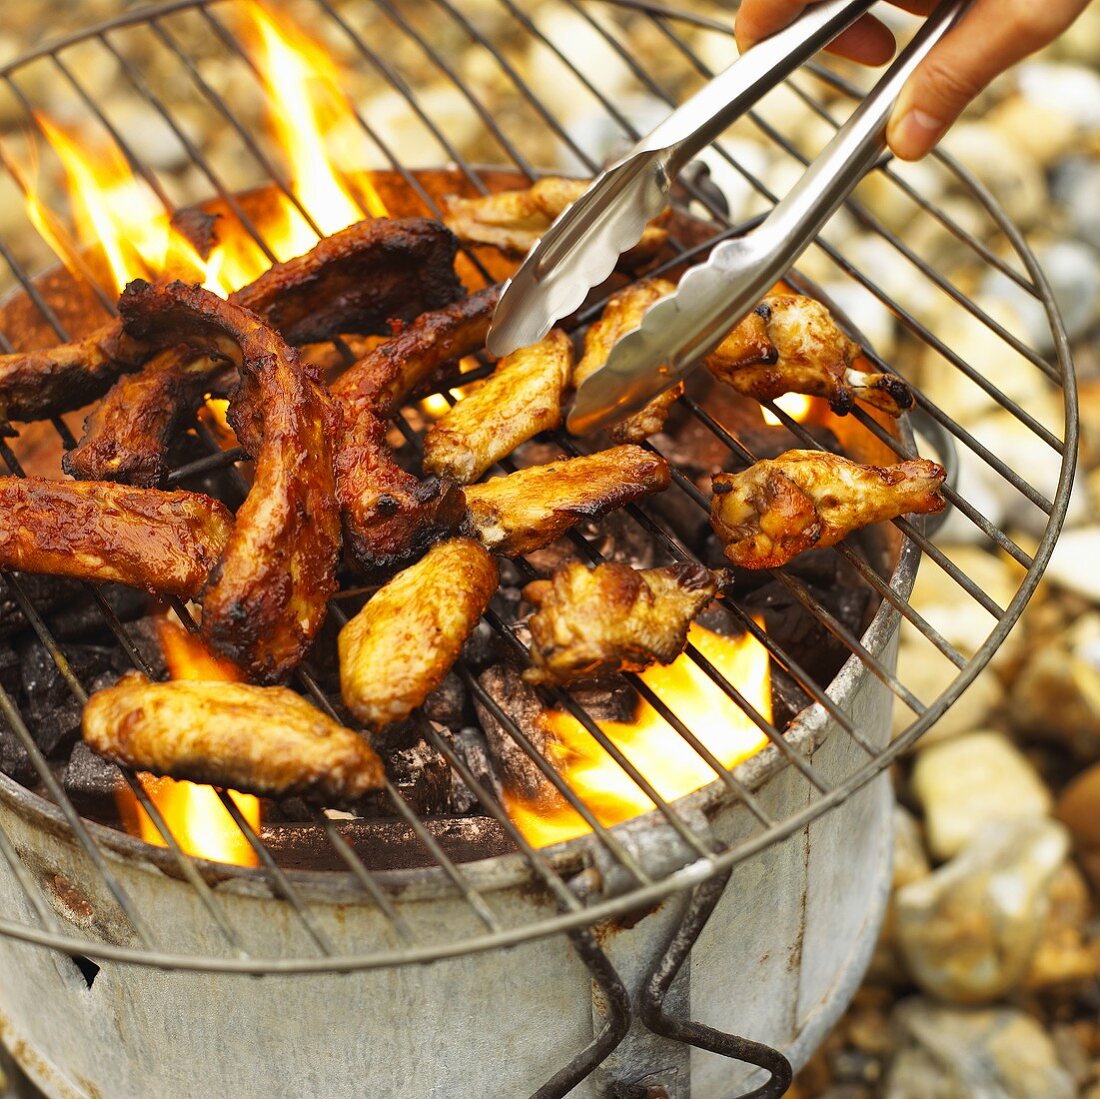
[[19, 642, 119, 757], [434, 724, 498, 814], [110, 617, 169, 680], [0, 720, 34, 787], [48, 583, 152, 640], [0, 573, 84, 641], [741, 579, 871, 691], [571, 684, 638, 724], [734, 423, 842, 463], [170, 206, 221, 260], [423, 671, 467, 729], [63, 741, 125, 811], [0, 647, 20, 696], [770, 667, 813, 730], [474, 665, 555, 802], [461, 620, 498, 670], [524, 511, 659, 575], [387, 738, 453, 817]]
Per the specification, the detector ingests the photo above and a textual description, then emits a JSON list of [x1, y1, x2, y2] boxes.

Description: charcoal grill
[[0, 1, 1079, 1097]]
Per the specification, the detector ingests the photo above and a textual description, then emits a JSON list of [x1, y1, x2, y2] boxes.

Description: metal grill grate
[[0, 0, 1077, 1025]]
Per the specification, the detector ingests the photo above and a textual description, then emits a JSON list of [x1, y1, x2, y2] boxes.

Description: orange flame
[[115, 620, 261, 868], [21, 3, 387, 300], [508, 622, 772, 847], [762, 393, 815, 426]]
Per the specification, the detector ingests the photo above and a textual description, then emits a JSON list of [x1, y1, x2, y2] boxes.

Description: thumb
[[886, 0, 1080, 159]]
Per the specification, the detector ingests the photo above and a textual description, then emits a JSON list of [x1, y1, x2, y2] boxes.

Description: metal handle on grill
[[637, 0, 878, 170], [763, 0, 969, 251]]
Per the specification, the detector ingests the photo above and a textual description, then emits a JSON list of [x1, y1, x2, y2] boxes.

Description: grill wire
[[0, 0, 1077, 1051]]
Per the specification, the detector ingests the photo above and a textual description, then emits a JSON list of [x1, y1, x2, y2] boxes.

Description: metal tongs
[[486, 0, 970, 435]]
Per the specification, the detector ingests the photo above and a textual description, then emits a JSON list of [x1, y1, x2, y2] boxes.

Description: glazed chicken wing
[[332, 287, 503, 573], [574, 279, 682, 443], [706, 296, 912, 416], [422, 328, 572, 483], [66, 218, 465, 486], [119, 280, 341, 682], [711, 450, 946, 569], [443, 177, 669, 262], [523, 560, 722, 686], [84, 673, 384, 804], [339, 538, 498, 728], [0, 476, 231, 599], [462, 445, 671, 557]]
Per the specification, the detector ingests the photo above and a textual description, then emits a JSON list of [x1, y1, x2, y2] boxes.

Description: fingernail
[[888, 109, 945, 160]]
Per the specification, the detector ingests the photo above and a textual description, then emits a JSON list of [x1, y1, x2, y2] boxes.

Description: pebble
[[1052, 157, 1100, 252], [1024, 862, 1099, 991], [912, 730, 1052, 860], [1016, 62, 1100, 133], [938, 121, 1048, 228], [1057, 760, 1100, 850], [885, 998, 1076, 1099], [894, 818, 1069, 1003], [893, 806, 930, 889]]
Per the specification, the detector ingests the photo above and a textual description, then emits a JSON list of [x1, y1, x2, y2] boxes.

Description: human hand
[[734, 0, 1094, 159]]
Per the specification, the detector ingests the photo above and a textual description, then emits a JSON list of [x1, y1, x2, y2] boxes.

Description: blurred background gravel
[[0, 1, 1098, 1096]]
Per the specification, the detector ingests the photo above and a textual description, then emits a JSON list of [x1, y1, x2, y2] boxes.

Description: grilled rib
[[0, 476, 231, 599], [84, 673, 385, 804], [523, 560, 722, 686], [706, 295, 913, 417], [422, 328, 573, 483], [463, 445, 671, 556], [443, 177, 669, 262], [119, 279, 341, 682], [339, 538, 498, 729], [332, 288, 502, 573], [66, 217, 465, 486], [711, 449, 946, 569], [574, 278, 682, 443]]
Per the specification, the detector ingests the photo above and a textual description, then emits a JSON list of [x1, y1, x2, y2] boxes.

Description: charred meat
[[711, 449, 945, 569], [339, 538, 498, 728], [84, 673, 384, 804], [67, 218, 466, 486], [119, 280, 341, 682], [574, 278, 682, 442], [0, 476, 231, 599], [523, 560, 722, 685], [706, 295, 913, 416], [422, 328, 572, 483], [463, 445, 671, 556]]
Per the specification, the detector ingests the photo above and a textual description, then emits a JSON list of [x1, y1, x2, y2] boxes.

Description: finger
[[824, 15, 896, 66], [886, 0, 1087, 159], [734, 0, 811, 53]]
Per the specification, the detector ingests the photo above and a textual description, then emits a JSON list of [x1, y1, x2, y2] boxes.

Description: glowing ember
[[115, 620, 261, 868], [508, 623, 772, 847], [762, 393, 815, 426]]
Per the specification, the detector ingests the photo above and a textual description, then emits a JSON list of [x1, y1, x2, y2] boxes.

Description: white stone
[[912, 730, 1052, 860], [1053, 157, 1100, 252], [895, 819, 1069, 1003], [1016, 61, 1100, 132], [1046, 528, 1100, 604], [892, 647, 1002, 746], [816, 279, 897, 361], [938, 122, 1047, 228], [886, 998, 1076, 1099]]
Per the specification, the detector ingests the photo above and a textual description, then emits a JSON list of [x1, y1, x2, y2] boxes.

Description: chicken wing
[[84, 673, 384, 804], [332, 287, 502, 573], [711, 449, 946, 569], [119, 280, 341, 682], [66, 218, 466, 486], [523, 560, 721, 685], [0, 476, 231, 598], [422, 329, 572, 483], [574, 278, 682, 442], [706, 296, 913, 416], [443, 177, 669, 262], [339, 538, 498, 728], [463, 445, 671, 556]]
